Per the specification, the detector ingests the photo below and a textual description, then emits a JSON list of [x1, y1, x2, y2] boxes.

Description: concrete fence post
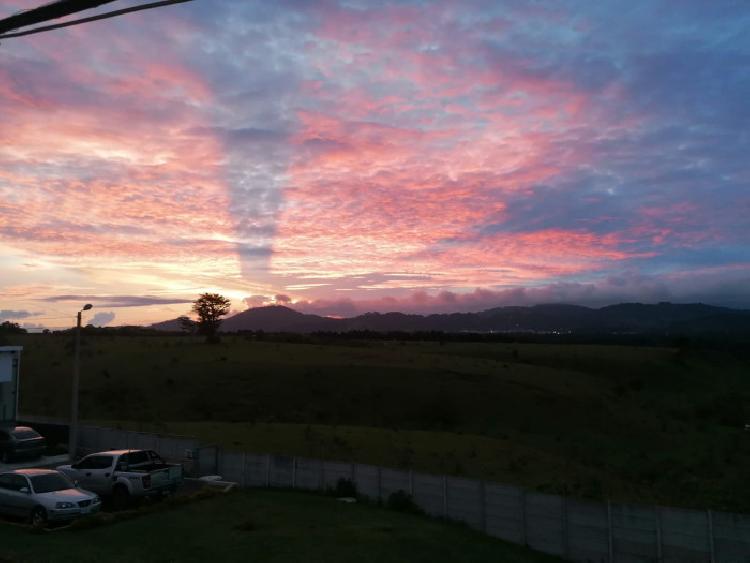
[[479, 480, 487, 533], [241, 452, 247, 488], [376, 466, 382, 500], [708, 509, 716, 563], [561, 495, 569, 557], [265, 454, 271, 488], [442, 476, 448, 518], [291, 457, 297, 489], [520, 489, 528, 546], [656, 507, 663, 562], [607, 501, 614, 563]]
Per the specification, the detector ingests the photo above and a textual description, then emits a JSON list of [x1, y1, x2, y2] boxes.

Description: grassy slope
[[12, 334, 750, 511], [0, 490, 562, 563]]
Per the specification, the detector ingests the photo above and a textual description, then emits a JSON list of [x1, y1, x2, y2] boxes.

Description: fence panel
[[611, 503, 658, 563], [485, 483, 525, 544], [321, 461, 353, 490], [75, 426, 750, 563], [661, 507, 711, 563], [713, 510, 750, 563], [242, 453, 268, 487], [351, 464, 378, 498], [78, 426, 98, 451], [158, 436, 198, 463], [446, 477, 484, 531], [96, 427, 126, 450], [219, 451, 245, 484], [193, 445, 219, 476], [412, 473, 445, 517], [381, 468, 410, 499], [525, 492, 565, 556], [270, 455, 294, 488], [131, 432, 159, 452], [567, 498, 609, 563], [294, 458, 323, 491]]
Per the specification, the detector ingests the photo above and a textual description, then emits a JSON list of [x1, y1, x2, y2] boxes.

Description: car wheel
[[112, 485, 130, 510], [30, 506, 47, 528]]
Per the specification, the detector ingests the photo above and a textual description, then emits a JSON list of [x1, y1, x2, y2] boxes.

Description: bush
[[386, 490, 422, 514], [332, 478, 357, 498]]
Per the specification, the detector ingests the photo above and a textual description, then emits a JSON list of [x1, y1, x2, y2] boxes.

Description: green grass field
[[11, 333, 750, 511], [0, 489, 562, 563]]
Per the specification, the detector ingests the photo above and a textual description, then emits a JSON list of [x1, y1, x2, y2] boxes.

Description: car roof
[[87, 450, 146, 456], [3, 468, 58, 476], [0, 425, 34, 432]]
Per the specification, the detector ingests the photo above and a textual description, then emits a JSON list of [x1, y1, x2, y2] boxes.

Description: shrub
[[332, 478, 357, 498], [386, 490, 422, 514]]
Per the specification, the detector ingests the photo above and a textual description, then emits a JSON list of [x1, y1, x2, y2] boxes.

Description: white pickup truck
[[58, 449, 183, 508]]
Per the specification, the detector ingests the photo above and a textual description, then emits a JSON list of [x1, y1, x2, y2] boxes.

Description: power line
[[0, 1, 119, 35], [0, 0, 194, 40]]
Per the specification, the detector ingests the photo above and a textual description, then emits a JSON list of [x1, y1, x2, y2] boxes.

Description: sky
[[0, 0, 749, 327]]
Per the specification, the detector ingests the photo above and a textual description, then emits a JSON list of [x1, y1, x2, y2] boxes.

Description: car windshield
[[30, 473, 74, 494], [12, 429, 41, 440]]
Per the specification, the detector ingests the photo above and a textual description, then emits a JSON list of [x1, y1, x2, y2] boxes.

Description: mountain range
[[151, 302, 750, 335]]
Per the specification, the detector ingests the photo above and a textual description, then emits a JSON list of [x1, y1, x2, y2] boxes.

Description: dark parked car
[[0, 426, 46, 464]]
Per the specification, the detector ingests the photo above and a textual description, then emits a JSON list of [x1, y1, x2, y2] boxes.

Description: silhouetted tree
[[0, 321, 26, 334], [191, 293, 230, 343]]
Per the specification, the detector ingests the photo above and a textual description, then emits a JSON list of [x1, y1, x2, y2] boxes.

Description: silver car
[[0, 468, 101, 526]]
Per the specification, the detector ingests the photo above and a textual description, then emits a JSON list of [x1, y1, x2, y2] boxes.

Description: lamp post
[[69, 304, 92, 459]]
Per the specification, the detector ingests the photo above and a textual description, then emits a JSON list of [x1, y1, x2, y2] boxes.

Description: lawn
[[11, 333, 750, 511], [0, 489, 562, 563]]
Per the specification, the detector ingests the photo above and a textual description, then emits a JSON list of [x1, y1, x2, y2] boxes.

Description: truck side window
[[77, 455, 113, 470], [128, 451, 150, 466], [115, 453, 132, 470]]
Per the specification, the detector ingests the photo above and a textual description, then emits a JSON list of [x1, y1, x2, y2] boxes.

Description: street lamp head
[[82, 304, 93, 311]]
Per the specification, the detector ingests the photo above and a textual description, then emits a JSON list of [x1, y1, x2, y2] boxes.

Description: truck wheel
[[113, 485, 130, 510], [30, 507, 47, 528]]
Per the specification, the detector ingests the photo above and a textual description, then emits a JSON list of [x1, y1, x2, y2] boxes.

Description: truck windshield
[[30, 473, 74, 493]]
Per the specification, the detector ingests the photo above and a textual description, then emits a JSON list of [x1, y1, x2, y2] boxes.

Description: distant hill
[[150, 318, 188, 332], [220, 305, 341, 332], [151, 302, 750, 335]]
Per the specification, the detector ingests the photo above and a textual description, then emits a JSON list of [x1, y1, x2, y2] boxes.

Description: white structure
[[0, 346, 22, 424]]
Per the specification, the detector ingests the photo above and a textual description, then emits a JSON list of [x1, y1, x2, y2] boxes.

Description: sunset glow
[[1, 1, 749, 327]]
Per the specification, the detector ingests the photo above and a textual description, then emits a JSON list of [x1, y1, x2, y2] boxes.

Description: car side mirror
[[19, 487, 30, 494], [74, 480, 80, 487]]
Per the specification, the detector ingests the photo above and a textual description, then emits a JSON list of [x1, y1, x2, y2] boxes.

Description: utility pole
[[68, 303, 92, 460]]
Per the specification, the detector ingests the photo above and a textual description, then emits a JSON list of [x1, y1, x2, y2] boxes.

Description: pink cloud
[[269, 3, 635, 289]]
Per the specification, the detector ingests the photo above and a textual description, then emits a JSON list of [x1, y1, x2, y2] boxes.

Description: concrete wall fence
[[78, 425, 750, 563]]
